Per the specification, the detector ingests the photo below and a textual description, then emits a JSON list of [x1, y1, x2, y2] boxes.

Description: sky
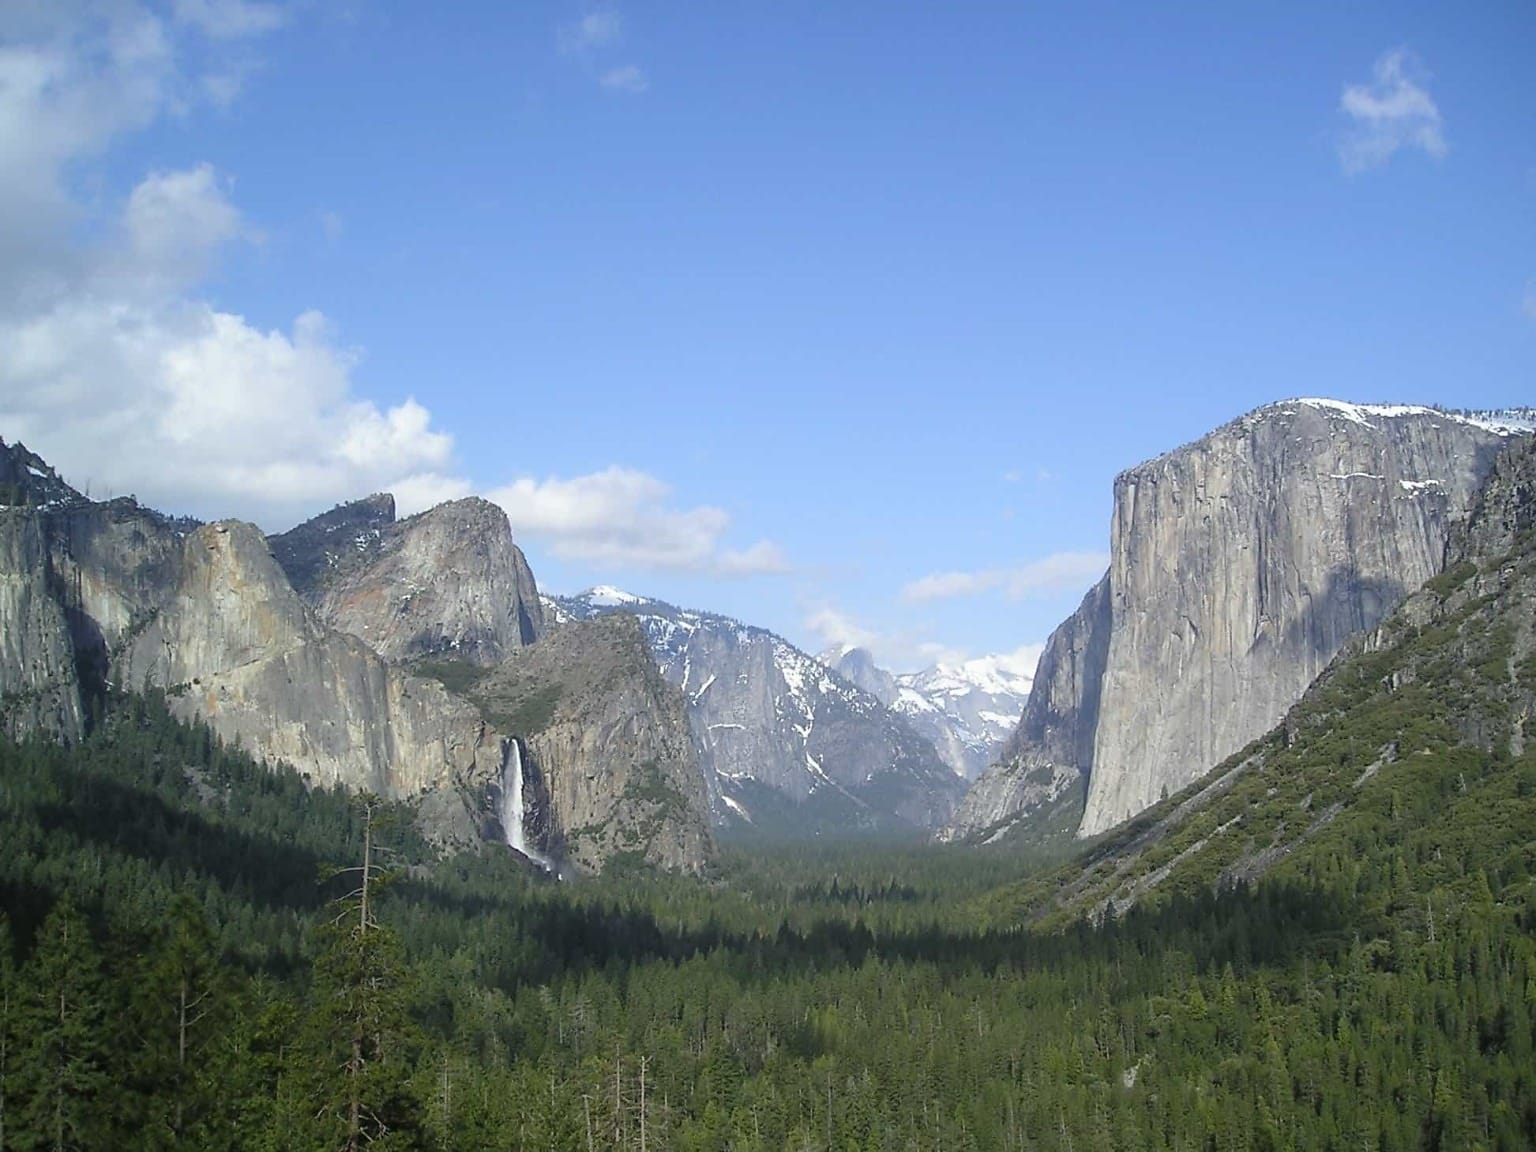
[[1, 2, 1533, 672]]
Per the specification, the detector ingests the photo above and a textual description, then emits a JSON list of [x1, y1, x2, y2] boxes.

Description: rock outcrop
[[119, 520, 503, 808], [0, 511, 85, 740], [939, 575, 1109, 841], [1042, 431, 1536, 921], [456, 614, 714, 874], [0, 441, 711, 872], [270, 496, 543, 666], [946, 400, 1528, 844], [1083, 400, 1518, 836]]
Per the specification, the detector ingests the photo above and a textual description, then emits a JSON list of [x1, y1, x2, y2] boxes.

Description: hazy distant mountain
[[820, 646, 1035, 780]]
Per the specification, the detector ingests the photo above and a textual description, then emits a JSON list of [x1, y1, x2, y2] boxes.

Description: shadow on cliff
[[1281, 563, 1406, 661]]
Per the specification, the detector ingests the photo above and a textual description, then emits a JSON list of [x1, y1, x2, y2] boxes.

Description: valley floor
[[1, 692, 1533, 1150]]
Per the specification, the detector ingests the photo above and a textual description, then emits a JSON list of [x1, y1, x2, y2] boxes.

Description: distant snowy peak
[[582, 585, 648, 607], [549, 596, 961, 830], [903, 651, 1037, 703], [822, 647, 1036, 781]]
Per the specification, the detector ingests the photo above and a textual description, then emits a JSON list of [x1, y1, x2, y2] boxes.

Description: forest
[[1, 689, 1534, 1150]]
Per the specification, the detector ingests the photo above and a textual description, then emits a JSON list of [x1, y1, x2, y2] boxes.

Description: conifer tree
[[18, 897, 110, 1152], [309, 795, 421, 1151]]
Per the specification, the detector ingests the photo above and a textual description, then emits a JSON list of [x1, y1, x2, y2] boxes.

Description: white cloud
[[558, 8, 649, 93], [901, 551, 1108, 603], [1338, 49, 1446, 174], [600, 64, 648, 93], [559, 11, 621, 54], [122, 163, 242, 285], [0, 3, 469, 528], [487, 468, 788, 576], [0, 1, 771, 569], [806, 607, 881, 655]]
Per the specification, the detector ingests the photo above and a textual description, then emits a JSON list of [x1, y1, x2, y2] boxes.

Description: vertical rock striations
[[118, 520, 503, 808], [0, 512, 85, 739], [555, 590, 963, 832]]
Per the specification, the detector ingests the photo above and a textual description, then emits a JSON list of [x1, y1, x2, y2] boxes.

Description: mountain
[[0, 439, 711, 874], [269, 494, 544, 665], [937, 576, 1109, 845], [1023, 427, 1536, 922], [821, 646, 1035, 779], [553, 590, 964, 833], [944, 399, 1532, 844]]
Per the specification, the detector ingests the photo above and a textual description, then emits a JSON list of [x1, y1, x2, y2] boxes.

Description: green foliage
[[1, 686, 1535, 1149], [409, 660, 488, 698], [1425, 559, 1477, 596], [482, 682, 564, 737]]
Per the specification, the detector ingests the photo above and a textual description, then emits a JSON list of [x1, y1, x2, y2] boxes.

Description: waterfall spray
[[500, 738, 551, 870]]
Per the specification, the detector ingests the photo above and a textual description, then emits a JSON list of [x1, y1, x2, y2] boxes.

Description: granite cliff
[[270, 495, 544, 666], [944, 400, 1529, 843], [938, 575, 1109, 843], [0, 440, 712, 872], [1037, 430, 1536, 921], [438, 614, 714, 874]]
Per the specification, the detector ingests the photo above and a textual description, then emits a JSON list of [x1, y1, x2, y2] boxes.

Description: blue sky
[[1, 2, 1532, 670]]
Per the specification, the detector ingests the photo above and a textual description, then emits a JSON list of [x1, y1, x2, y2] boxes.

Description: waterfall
[[500, 738, 550, 869]]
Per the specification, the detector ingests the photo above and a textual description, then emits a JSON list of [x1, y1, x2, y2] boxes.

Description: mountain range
[[5, 396, 1534, 879], [550, 588, 965, 835], [819, 644, 1035, 779]]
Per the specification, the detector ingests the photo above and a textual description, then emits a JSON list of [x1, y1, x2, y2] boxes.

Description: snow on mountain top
[[582, 585, 646, 606], [1290, 399, 1535, 435], [902, 647, 1041, 700]]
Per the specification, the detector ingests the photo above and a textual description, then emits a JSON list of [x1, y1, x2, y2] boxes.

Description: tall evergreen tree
[[17, 898, 110, 1152]]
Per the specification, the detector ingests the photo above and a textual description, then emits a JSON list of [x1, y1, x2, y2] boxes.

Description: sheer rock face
[[469, 615, 714, 874], [270, 496, 543, 667], [117, 521, 502, 811], [1, 441, 705, 869], [944, 400, 1523, 845], [938, 575, 1109, 842], [0, 512, 84, 740], [1081, 401, 1513, 836]]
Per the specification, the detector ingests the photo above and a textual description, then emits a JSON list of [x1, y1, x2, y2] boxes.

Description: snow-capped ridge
[[581, 584, 647, 607]]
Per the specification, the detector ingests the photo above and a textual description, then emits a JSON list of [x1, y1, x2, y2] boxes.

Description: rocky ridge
[[1034, 429, 1536, 921], [442, 614, 714, 874], [270, 495, 544, 666], [939, 575, 1110, 843], [554, 589, 964, 832]]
